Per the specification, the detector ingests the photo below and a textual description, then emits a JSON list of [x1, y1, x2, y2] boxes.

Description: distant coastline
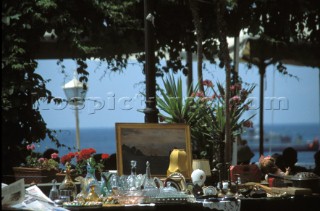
[[34, 123, 319, 169]]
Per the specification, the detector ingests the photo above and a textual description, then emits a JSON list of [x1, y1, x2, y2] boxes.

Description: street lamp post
[[62, 72, 87, 151]]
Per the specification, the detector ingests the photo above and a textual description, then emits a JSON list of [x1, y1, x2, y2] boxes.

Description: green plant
[[24, 144, 59, 171], [156, 74, 256, 160], [156, 74, 215, 159]]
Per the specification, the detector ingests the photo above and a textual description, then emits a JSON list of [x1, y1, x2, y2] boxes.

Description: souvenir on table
[[59, 162, 77, 201], [83, 157, 101, 197], [142, 161, 159, 197], [167, 149, 189, 178]]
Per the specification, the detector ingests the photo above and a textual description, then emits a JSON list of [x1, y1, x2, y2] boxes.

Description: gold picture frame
[[115, 123, 192, 179]]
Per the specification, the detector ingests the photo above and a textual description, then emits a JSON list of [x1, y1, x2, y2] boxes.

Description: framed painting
[[115, 123, 192, 179]]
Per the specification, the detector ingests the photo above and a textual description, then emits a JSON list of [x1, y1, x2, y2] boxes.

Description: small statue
[[85, 185, 100, 202], [59, 162, 77, 201]]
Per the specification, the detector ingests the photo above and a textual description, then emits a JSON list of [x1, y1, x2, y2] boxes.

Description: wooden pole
[[259, 63, 266, 156], [143, 0, 158, 123]]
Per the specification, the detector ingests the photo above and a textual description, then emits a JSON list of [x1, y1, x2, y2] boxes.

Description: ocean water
[[34, 123, 319, 169]]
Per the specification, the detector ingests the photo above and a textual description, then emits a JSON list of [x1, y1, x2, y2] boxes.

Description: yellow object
[[167, 149, 189, 178], [59, 162, 77, 201], [86, 185, 100, 202]]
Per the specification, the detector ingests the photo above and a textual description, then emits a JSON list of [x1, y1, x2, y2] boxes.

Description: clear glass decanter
[[142, 161, 159, 197], [142, 161, 156, 189], [49, 179, 60, 201], [127, 160, 138, 190]]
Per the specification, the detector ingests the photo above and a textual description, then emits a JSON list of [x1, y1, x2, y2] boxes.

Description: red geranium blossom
[[101, 153, 110, 160], [60, 148, 109, 174], [60, 152, 75, 165]]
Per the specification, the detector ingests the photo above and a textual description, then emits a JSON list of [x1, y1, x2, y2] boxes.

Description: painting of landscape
[[115, 123, 192, 178]]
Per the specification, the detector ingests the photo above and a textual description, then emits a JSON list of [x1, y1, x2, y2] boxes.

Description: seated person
[[230, 141, 259, 183], [237, 139, 254, 165], [313, 150, 320, 176], [271, 153, 286, 172], [259, 155, 290, 187], [282, 147, 307, 175]]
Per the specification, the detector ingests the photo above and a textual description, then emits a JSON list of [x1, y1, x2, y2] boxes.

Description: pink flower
[[231, 95, 240, 103], [38, 158, 45, 163], [51, 153, 59, 159], [196, 91, 204, 98], [27, 144, 35, 151]]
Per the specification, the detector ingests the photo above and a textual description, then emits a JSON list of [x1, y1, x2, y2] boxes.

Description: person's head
[[237, 144, 254, 165], [272, 153, 285, 172], [282, 147, 297, 168], [259, 155, 278, 175], [43, 148, 59, 162]]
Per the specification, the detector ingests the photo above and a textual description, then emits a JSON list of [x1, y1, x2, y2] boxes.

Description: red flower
[[60, 152, 75, 165], [60, 148, 109, 174], [101, 154, 110, 160], [243, 120, 253, 128], [202, 80, 213, 87], [159, 115, 166, 122], [76, 148, 97, 162]]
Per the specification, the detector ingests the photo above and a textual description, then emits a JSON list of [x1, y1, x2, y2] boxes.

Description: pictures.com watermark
[[34, 93, 289, 114]]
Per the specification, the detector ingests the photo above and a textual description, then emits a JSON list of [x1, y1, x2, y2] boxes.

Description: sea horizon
[[33, 122, 319, 169]]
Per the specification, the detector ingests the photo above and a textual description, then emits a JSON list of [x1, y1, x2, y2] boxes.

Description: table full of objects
[[3, 159, 320, 211]]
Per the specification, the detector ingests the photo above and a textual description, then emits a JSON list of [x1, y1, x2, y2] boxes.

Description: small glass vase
[[82, 158, 101, 197]]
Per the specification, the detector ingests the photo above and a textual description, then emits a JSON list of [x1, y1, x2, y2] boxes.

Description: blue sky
[[36, 59, 320, 130]]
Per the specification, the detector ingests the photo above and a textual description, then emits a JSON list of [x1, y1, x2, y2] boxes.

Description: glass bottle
[[49, 179, 60, 201], [83, 157, 101, 196], [59, 162, 77, 201], [142, 161, 159, 198], [142, 161, 156, 189], [101, 171, 118, 196], [127, 160, 138, 190]]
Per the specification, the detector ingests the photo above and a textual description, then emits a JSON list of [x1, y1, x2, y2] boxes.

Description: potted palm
[[156, 74, 256, 164]]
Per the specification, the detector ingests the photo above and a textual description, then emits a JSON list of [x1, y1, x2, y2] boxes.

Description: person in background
[[313, 150, 320, 176], [282, 147, 307, 175], [231, 139, 261, 183], [43, 148, 60, 163], [259, 155, 290, 187], [271, 153, 285, 172], [237, 139, 254, 165]]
